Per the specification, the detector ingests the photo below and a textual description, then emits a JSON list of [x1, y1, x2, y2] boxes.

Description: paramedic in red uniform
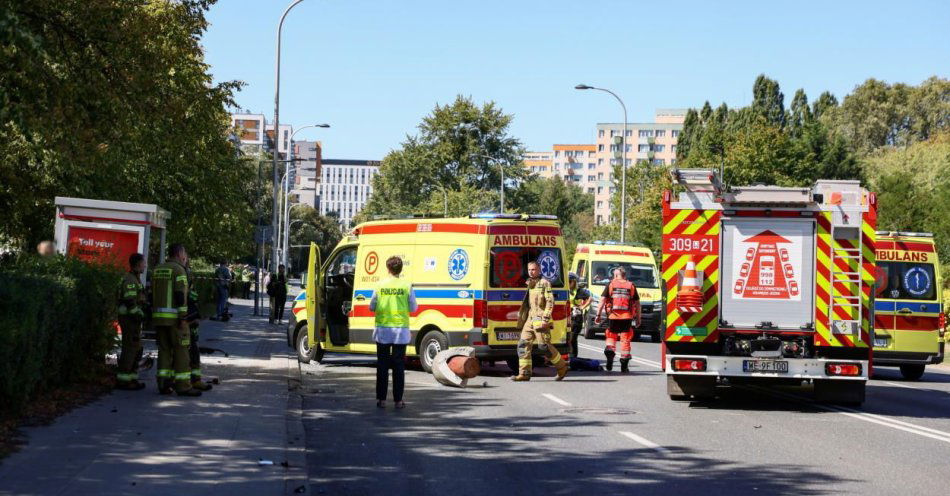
[[595, 267, 640, 372]]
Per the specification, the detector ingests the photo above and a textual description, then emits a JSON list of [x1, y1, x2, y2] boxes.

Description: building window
[[655, 130, 666, 137], [638, 130, 653, 138], [588, 151, 595, 157], [625, 144, 631, 152], [671, 145, 677, 153], [671, 158, 677, 165], [587, 175, 596, 181], [653, 158, 665, 165], [597, 187, 603, 194], [639, 144, 649, 152], [596, 201, 603, 209], [598, 172, 604, 180], [671, 130, 680, 138], [598, 144, 604, 152], [554, 151, 560, 157], [597, 158, 603, 165], [654, 144, 665, 152], [587, 187, 595, 194], [554, 163, 560, 170], [596, 215, 603, 224], [598, 130, 605, 138], [588, 163, 595, 170], [625, 130, 632, 137], [610, 130, 616, 137]]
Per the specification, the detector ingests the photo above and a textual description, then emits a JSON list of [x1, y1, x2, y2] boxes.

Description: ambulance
[[661, 169, 876, 404], [286, 214, 571, 372], [570, 242, 663, 342], [873, 231, 945, 380]]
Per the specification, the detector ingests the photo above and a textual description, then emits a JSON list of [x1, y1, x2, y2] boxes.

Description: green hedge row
[[0, 256, 119, 413]]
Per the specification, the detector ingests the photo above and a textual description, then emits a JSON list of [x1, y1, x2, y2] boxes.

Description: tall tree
[[751, 74, 786, 127], [788, 89, 813, 137], [812, 91, 839, 120], [676, 108, 700, 161], [507, 176, 594, 260]]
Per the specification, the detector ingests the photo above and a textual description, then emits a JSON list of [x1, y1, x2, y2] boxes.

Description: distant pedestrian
[[595, 267, 640, 372], [268, 264, 288, 324], [214, 261, 231, 321], [369, 256, 417, 409]]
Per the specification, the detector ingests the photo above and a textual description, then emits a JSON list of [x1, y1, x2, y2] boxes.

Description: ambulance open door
[[306, 242, 322, 350]]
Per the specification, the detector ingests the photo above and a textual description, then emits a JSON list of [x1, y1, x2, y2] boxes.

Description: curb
[[284, 354, 309, 495]]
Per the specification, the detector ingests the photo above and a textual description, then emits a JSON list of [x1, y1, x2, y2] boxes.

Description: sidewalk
[[0, 297, 305, 496]]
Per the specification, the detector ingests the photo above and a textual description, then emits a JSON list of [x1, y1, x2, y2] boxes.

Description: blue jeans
[[216, 286, 229, 317]]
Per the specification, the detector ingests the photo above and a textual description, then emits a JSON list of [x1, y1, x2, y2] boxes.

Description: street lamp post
[[271, 0, 306, 272], [280, 124, 329, 269], [575, 84, 628, 244]]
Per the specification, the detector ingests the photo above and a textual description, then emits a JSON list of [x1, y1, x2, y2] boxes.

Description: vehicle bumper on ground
[[665, 355, 869, 380], [472, 344, 571, 361], [874, 343, 944, 366]]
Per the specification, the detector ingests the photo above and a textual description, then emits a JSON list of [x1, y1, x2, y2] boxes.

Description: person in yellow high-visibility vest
[[115, 253, 147, 390], [151, 244, 201, 397], [369, 256, 418, 409]]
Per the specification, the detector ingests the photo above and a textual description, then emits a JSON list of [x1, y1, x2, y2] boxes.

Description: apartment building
[[230, 112, 294, 159], [290, 140, 322, 208], [523, 150, 553, 176], [318, 159, 381, 227]]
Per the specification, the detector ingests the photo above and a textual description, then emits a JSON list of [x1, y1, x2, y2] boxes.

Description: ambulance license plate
[[496, 331, 520, 341], [743, 360, 789, 373]]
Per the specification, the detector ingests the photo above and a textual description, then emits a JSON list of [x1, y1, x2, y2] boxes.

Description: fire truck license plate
[[743, 360, 789, 373], [496, 331, 520, 341]]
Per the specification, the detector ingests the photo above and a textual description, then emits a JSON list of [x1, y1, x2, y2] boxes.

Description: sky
[[202, 0, 949, 159]]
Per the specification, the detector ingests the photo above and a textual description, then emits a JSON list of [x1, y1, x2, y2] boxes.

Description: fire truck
[[661, 169, 875, 405]]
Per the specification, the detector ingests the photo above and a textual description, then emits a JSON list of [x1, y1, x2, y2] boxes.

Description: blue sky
[[203, 0, 948, 159]]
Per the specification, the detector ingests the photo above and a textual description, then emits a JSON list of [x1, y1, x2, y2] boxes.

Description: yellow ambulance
[[873, 231, 945, 380], [286, 214, 571, 372], [571, 241, 663, 342]]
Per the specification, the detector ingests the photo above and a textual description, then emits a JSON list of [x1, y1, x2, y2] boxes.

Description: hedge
[[0, 256, 119, 413]]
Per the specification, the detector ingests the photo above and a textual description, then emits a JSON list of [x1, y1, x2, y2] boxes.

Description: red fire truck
[[662, 169, 875, 404]]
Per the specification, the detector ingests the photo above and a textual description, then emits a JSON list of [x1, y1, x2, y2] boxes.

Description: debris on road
[[432, 347, 480, 387], [258, 459, 274, 466]]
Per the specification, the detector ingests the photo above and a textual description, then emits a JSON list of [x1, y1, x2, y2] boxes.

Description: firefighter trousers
[[517, 321, 565, 377], [188, 323, 201, 382], [156, 323, 193, 392], [116, 316, 143, 383]]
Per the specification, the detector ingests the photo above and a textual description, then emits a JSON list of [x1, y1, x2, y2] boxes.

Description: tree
[[676, 108, 700, 161], [611, 161, 670, 252], [752, 74, 786, 128], [812, 91, 839, 120], [0, 0, 254, 259], [788, 89, 813, 137], [287, 205, 343, 272], [507, 176, 594, 260], [361, 96, 525, 219]]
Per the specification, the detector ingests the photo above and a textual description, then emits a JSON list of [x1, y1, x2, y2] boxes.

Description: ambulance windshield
[[876, 262, 936, 300], [591, 262, 658, 289], [490, 247, 564, 287]]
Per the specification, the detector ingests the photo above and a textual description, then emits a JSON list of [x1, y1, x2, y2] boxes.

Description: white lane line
[[745, 385, 950, 444], [542, 393, 572, 407], [883, 381, 925, 390], [578, 343, 662, 369], [619, 431, 668, 453]]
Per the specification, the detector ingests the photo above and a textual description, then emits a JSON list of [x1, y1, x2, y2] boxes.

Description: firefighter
[[568, 272, 591, 358], [115, 253, 148, 390], [512, 261, 568, 382], [595, 267, 640, 372], [185, 264, 212, 392], [152, 244, 201, 397]]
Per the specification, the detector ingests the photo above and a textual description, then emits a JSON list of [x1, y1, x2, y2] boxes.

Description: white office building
[[318, 159, 380, 227]]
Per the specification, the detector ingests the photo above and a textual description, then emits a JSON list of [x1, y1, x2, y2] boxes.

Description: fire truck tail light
[[473, 300, 488, 328], [672, 358, 707, 372], [826, 363, 862, 377]]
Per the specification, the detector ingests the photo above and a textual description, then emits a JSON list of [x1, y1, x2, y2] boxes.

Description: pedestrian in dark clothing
[[268, 265, 289, 324]]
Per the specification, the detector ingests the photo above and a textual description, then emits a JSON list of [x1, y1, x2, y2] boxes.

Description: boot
[[176, 388, 202, 397], [158, 378, 174, 395], [191, 379, 213, 391], [555, 361, 568, 381], [116, 380, 146, 391], [604, 348, 615, 371], [510, 374, 531, 382], [620, 357, 630, 373]]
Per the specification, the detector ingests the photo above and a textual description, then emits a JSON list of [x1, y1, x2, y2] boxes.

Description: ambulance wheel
[[419, 330, 447, 373], [296, 325, 323, 364], [899, 364, 925, 381]]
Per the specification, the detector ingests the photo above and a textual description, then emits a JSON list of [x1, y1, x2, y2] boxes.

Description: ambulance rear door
[[720, 217, 816, 330]]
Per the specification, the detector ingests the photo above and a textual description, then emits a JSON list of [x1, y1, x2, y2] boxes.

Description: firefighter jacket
[[516, 276, 554, 330], [152, 260, 188, 326], [117, 271, 146, 320]]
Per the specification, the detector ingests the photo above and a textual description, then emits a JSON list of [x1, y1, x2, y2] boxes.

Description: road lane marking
[[745, 385, 950, 444], [619, 431, 668, 453], [578, 343, 662, 368], [883, 381, 926, 391], [542, 393, 572, 407]]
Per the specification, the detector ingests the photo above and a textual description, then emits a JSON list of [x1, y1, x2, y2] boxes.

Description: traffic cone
[[676, 256, 704, 314]]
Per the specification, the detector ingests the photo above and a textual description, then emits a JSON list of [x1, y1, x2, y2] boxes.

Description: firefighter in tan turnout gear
[[115, 253, 148, 390], [152, 244, 201, 397], [512, 261, 569, 382]]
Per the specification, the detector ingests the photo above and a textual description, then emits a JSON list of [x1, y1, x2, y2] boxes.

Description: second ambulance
[[873, 231, 945, 379]]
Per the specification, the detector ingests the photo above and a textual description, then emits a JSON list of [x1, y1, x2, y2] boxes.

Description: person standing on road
[[568, 272, 591, 358], [369, 256, 417, 409], [512, 261, 568, 382], [185, 263, 212, 392], [116, 253, 148, 390], [268, 264, 289, 324], [214, 261, 231, 321], [152, 244, 201, 397], [595, 267, 640, 372]]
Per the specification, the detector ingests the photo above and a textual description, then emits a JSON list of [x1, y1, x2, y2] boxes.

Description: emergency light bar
[[468, 213, 559, 221], [875, 231, 934, 238]]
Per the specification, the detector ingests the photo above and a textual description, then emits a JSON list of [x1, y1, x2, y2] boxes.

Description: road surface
[[299, 335, 950, 495]]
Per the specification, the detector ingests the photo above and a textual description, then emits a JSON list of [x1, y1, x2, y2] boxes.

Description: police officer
[[512, 261, 568, 382], [568, 272, 591, 358], [595, 267, 640, 372], [116, 253, 148, 390], [152, 244, 201, 397], [186, 263, 212, 392]]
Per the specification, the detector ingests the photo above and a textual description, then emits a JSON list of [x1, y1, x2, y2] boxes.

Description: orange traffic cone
[[676, 256, 704, 313]]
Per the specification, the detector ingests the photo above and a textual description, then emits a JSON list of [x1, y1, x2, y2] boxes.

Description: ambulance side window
[[326, 248, 357, 280], [577, 260, 587, 281]]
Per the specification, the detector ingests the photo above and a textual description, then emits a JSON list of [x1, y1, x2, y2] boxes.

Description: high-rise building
[[290, 140, 322, 208], [318, 159, 381, 228], [230, 112, 294, 159], [523, 109, 687, 226]]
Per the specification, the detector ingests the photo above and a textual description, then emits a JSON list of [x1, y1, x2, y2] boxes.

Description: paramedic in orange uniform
[[595, 267, 640, 372]]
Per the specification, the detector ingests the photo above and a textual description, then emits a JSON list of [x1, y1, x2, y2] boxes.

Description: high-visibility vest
[[607, 279, 638, 320], [152, 261, 188, 326], [375, 277, 411, 328]]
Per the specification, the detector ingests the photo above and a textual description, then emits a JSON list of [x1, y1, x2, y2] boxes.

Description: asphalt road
[[299, 335, 950, 495]]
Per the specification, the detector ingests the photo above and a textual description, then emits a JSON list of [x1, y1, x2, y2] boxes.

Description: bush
[[0, 256, 119, 413]]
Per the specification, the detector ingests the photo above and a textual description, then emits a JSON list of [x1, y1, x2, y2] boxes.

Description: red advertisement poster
[[66, 226, 141, 269]]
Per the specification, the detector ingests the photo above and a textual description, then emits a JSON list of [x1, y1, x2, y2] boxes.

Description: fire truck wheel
[[419, 330, 448, 373], [899, 364, 925, 381]]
